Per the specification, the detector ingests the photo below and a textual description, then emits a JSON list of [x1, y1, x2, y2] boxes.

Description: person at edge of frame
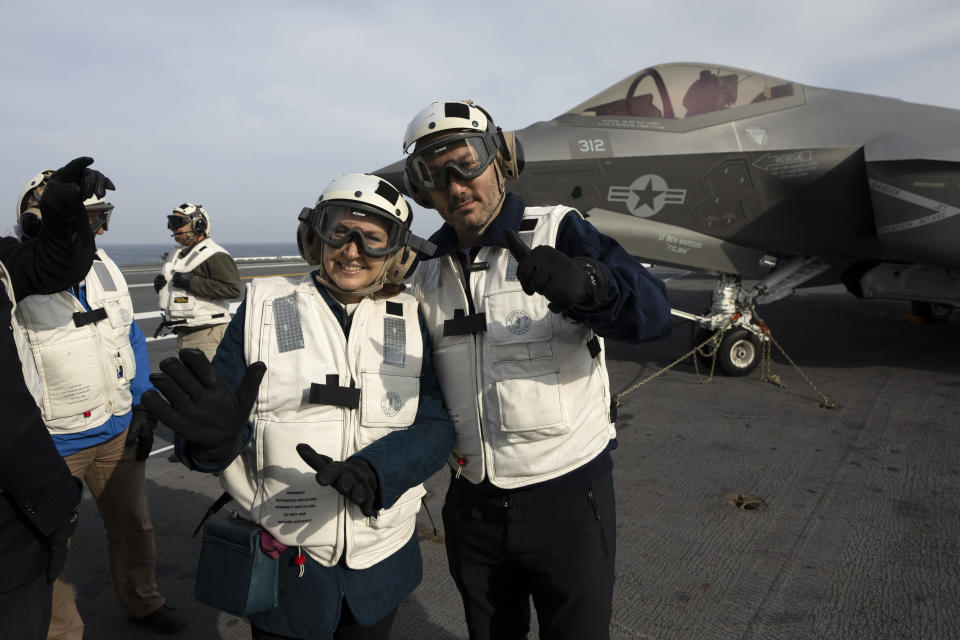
[[0, 156, 103, 640], [11, 164, 185, 638], [153, 202, 241, 359], [142, 173, 455, 640], [400, 100, 672, 640]]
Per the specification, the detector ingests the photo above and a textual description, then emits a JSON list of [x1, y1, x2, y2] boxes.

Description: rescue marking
[[751, 151, 813, 171], [869, 180, 960, 233]]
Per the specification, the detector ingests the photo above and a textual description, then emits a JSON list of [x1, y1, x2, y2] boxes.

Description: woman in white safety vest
[[142, 173, 453, 640]]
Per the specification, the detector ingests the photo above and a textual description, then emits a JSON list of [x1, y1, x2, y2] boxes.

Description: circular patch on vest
[[381, 392, 402, 417], [506, 310, 532, 336]]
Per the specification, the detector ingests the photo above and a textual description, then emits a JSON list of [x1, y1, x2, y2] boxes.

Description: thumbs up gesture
[[502, 229, 607, 313]]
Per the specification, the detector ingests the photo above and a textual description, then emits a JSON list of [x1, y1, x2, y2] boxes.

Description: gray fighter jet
[[378, 62, 960, 375]]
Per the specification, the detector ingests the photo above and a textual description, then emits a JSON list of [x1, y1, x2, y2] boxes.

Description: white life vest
[[408, 205, 615, 489], [14, 250, 136, 434], [158, 238, 232, 327], [221, 275, 425, 569]]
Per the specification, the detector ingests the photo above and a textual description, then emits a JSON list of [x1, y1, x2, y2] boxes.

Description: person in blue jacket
[[402, 101, 673, 640], [12, 165, 184, 637], [143, 173, 454, 640]]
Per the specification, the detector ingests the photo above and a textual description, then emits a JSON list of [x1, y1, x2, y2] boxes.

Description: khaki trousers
[[47, 433, 164, 640], [176, 323, 228, 361]]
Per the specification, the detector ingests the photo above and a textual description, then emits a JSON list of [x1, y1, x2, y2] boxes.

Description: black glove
[[153, 274, 167, 293], [141, 349, 266, 468], [125, 406, 156, 462], [171, 271, 193, 290], [296, 444, 380, 517], [502, 229, 608, 313], [40, 157, 115, 225], [47, 508, 79, 584]]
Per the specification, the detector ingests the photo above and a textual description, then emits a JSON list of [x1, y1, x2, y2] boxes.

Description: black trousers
[[442, 471, 617, 640], [250, 600, 397, 640], [0, 571, 53, 640]]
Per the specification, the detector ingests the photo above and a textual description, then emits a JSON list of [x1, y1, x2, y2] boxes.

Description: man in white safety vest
[[154, 203, 240, 359], [401, 100, 673, 640], [13, 167, 185, 638]]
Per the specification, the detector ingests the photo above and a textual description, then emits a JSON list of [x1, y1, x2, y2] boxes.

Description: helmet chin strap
[[492, 161, 508, 216], [469, 161, 507, 242]]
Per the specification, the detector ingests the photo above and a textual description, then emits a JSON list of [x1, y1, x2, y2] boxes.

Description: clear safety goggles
[[87, 202, 113, 233], [405, 131, 500, 191], [299, 203, 407, 258], [167, 214, 190, 230]]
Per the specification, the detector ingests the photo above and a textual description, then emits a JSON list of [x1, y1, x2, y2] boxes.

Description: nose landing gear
[[693, 321, 764, 377]]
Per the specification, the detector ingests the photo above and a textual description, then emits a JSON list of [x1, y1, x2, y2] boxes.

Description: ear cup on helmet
[[497, 131, 525, 179], [386, 246, 421, 284], [296, 221, 324, 265], [296, 225, 307, 262], [403, 169, 434, 208], [193, 214, 208, 236]]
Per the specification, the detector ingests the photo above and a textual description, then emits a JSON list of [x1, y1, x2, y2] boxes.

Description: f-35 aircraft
[[379, 62, 960, 375]]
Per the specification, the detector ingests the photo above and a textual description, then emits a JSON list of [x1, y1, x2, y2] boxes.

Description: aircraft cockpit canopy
[[568, 63, 799, 121]]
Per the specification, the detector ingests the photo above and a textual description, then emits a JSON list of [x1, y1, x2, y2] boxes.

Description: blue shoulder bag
[[193, 493, 279, 617]]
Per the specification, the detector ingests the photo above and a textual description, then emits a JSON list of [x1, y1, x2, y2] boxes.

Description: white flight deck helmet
[[15, 170, 54, 238], [16, 169, 114, 237], [83, 194, 114, 233], [167, 202, 211, 241], [297, 173, 435, 298], [401, 100, 524, 208]]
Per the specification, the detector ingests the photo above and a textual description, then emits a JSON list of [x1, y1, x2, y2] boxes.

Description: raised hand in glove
[[47, 507, 79, 583], [296, 444, 380, 517], [171, 271, 193, 290], [40, 157, 116, 225], [125, 406, 156, 462], [153, 274, 167, 293], [502, 229, 608, 313], [141, 349, 266, 468]]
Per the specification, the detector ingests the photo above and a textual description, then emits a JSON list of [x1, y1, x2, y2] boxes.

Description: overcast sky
[[2, 0, 958, 244]]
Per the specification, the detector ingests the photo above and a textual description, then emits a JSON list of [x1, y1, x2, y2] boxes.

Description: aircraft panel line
[[731, 122, 744, 152]]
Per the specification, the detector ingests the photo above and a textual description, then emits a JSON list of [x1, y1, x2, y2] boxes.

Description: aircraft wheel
[[716, 328, 760, 377], [911, 301, 953, 324]]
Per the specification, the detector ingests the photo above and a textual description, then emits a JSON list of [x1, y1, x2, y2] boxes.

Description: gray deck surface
[[62, 260, 960, 639]]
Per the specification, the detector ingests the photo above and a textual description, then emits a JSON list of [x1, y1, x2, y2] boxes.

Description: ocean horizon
[[98, 242, 300, 267]]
